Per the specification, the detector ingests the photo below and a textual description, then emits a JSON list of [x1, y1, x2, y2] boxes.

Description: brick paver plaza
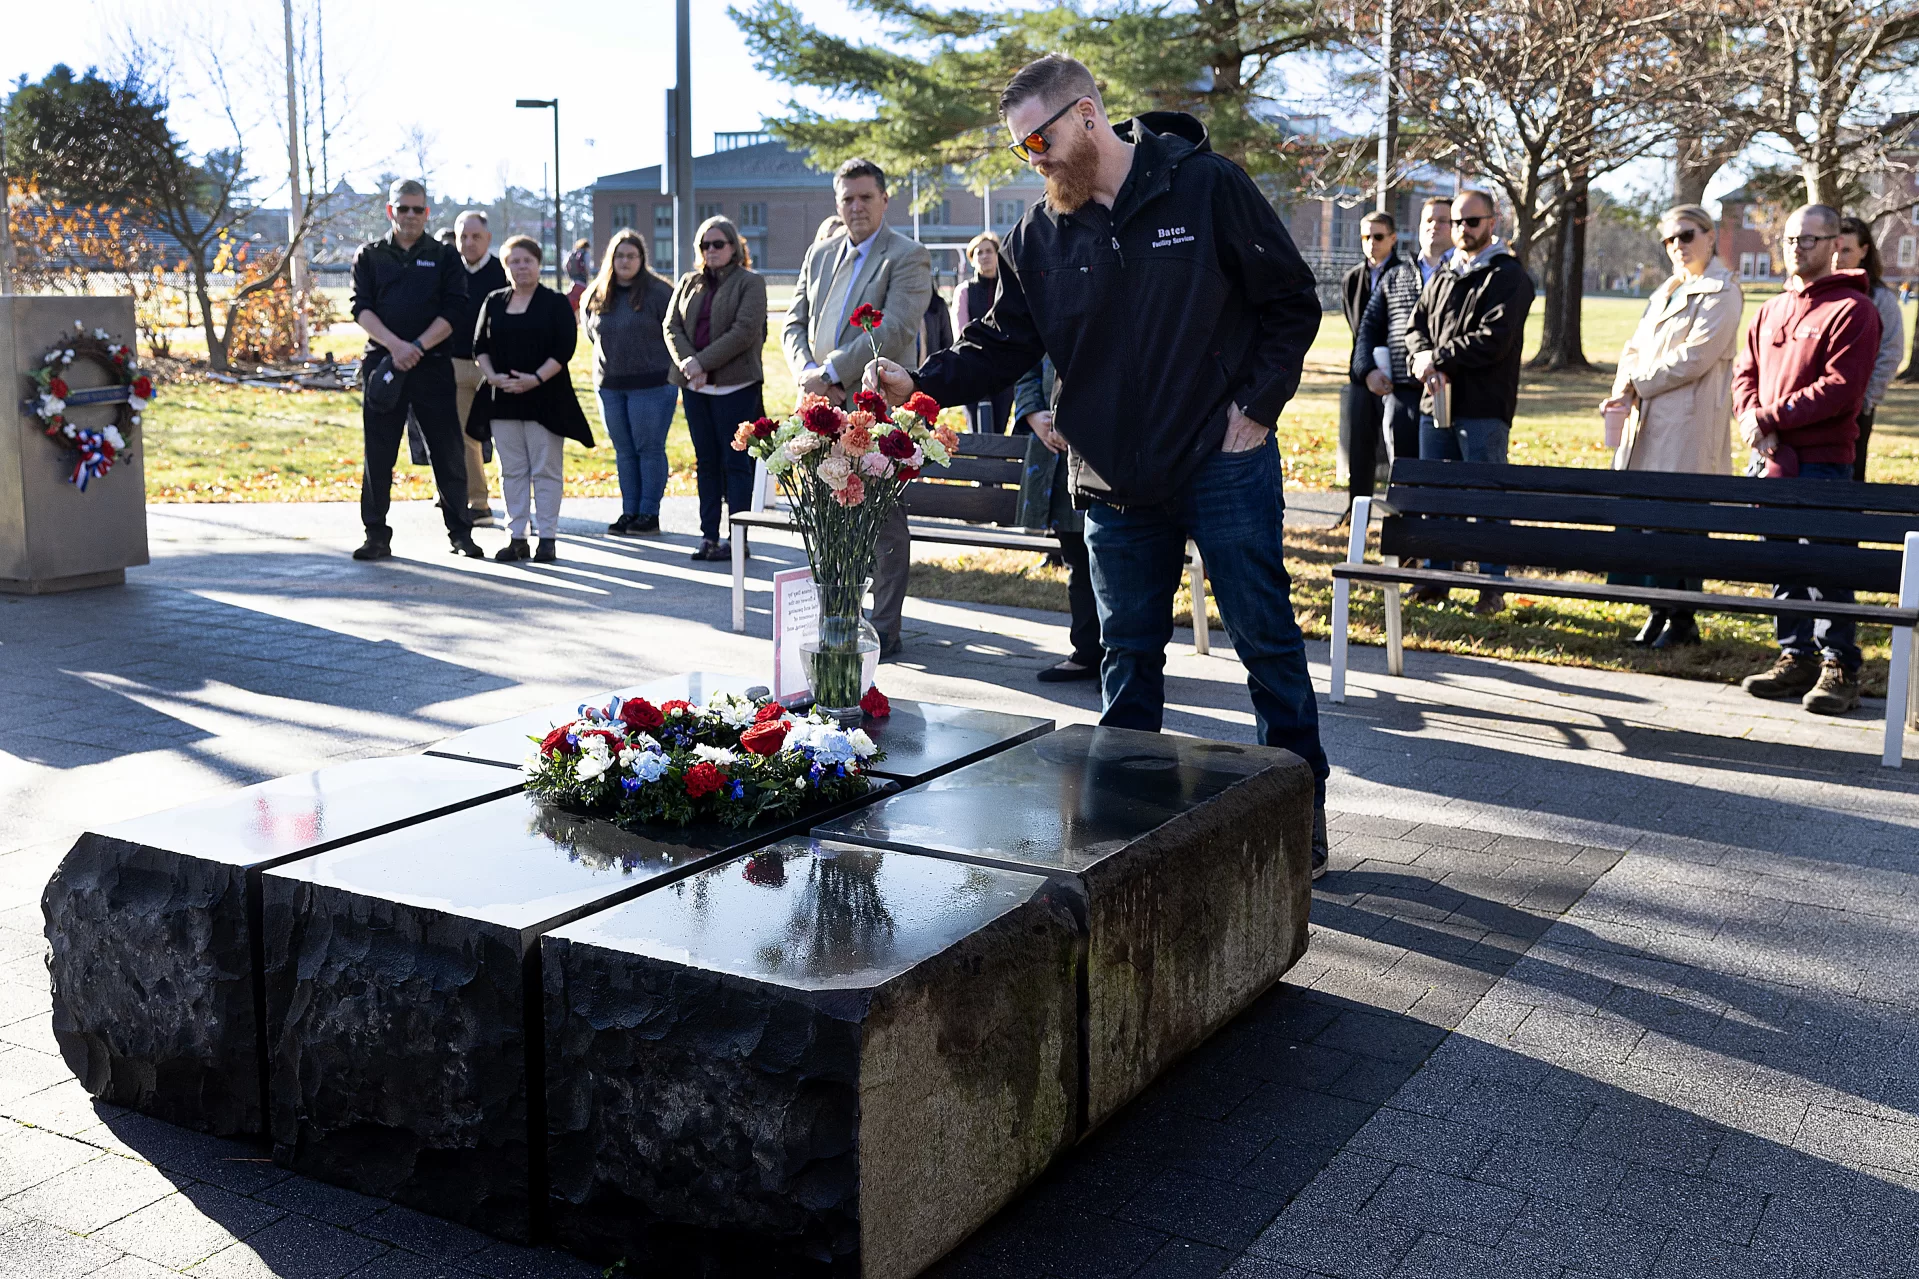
[[4, 495, 1917, 1278]]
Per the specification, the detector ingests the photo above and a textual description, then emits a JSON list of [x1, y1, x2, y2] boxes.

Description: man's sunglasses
[[1455, 214, 1492, 229], [393, 204, 428, 215], [1365, 232, 1392, 242], [1786, 234, 1835, 248], [1007, 98, 1084, 162], [700, 239, 731, 251], [1662, 228, 1702, 246]]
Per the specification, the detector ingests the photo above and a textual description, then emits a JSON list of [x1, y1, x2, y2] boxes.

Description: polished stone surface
[[423, 672, 758, 770], [41, 756, 520, 1137], [261, 786, 890, 1242], [817, 724, 1316, 1126], [543, 837, 1079, 1276]]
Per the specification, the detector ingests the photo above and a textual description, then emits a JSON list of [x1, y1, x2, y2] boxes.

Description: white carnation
[[847, 729, 877, 759], [815, 454, 852, 487], [692, 743, 737, 765], [103, 426, 126, 450]]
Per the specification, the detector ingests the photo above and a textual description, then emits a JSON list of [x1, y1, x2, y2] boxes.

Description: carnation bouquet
[[522, 689, 884, 830], [732, 334, 956, 721]]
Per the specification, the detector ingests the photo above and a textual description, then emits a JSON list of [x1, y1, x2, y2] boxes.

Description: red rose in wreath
[[48, 377, 69, 399], [619, 697, 665, 731], [740, 720, 791, 755], [849, 303, 883, 331], [861, 686, 891, 718], [684, 761, 727, 798], [754, 702, 786, 724], [852, 389, 892, 421], [902, 391, 942, 422], [131, 375, 154, 399], [661, 699, 696, 716], [541, 724, 577, 755], [877, 429, 917, 460]]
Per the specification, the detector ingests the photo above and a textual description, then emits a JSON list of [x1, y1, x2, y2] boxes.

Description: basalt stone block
[[542, 838, 1079, 1278], [426, 671, 1054, 786], [816, 724, 1314, 1127], [41, 756, 521, 1137], [261, 785, 889, 1243]]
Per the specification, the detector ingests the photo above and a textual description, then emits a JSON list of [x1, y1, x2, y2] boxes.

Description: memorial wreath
[[27, 321, 151, 492], [524, 688, 884, 829]]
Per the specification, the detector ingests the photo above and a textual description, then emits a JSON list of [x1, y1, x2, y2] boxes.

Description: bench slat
[[1331, 563, 1919, 625], [1384, 488, 1919, 546], [905, 485, 1019, 524], [951, 433, 1028, 459], [927, 456, 1023, 485], [730, 509, 1056, 552], [1388, 459, 1919, 514], [1380, 519, 1905, 593]]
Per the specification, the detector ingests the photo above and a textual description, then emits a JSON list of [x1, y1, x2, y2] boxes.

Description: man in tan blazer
[[783, 158, 933, 658]]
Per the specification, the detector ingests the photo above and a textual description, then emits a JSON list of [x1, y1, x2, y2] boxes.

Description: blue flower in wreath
[[631, 751, 668, 783], [729, 780, 745, 800]]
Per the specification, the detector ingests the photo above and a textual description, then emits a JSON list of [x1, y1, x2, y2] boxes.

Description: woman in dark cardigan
[[467, 235, 594, 563]]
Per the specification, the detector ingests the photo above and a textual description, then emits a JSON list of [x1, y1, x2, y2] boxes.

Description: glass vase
[[801, 577, 878, 727]]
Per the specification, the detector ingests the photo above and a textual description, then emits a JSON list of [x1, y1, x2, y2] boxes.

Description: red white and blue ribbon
[[68, 430, 112, 492]]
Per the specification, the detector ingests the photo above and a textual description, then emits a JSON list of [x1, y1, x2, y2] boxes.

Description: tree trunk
[[1531, 202, 1570, 369], [1901, 326, 1919, 381], [1673, 132, 1725, 206], [1531, 180, 1590, 370], [189, 245, 227, 372]]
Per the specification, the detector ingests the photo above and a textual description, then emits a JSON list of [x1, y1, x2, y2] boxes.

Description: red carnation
[[852, 389, 892, 422], [877, 429, 917, 460], [619, 697, 665, 731], [902, 391, 942, 422], [661, 699, 695, 716], [541, 724, 578, 755], [895, 465, 920, 482], [748, 416, 779, 439], [48, 377, 69, 398], [132, 375, 154, 399], [800, 401, 844, 437], [684, 761, 726, 798], [861, 686, 891, 718], [849, 303, 883, 330], [754, 702, 786, 724], [740, 719, 791, 755]]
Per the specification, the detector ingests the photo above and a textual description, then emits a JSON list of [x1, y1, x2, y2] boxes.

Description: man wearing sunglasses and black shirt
[[348, 178, 484, 562], [862, 53, 1334, 876], [1339, 210, 1405, 519]]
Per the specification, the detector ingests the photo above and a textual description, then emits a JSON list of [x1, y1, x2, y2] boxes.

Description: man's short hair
[[999, 53, 1101, 117], [455, 209, 489, 230], [1453, 189, 1496, 216], [388, 178, 427, 204], [1363, 210, 1396, 233], [834, 158, 887, 194], [1421, 195, 1452, 214], [1795, 203, 1841, 234]]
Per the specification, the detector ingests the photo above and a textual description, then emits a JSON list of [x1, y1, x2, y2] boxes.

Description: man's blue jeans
[[1776, 461, 1863, 672], [598, 385, 679, 518], [1083, 437, 1329, 800], [1419, 413, 1511, 577]]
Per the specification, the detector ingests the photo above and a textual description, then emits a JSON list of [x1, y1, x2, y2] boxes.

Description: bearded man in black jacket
[[865, 53, 1333, 873]]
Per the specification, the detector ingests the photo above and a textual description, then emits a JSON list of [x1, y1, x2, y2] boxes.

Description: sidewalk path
[[2, 498, 1915, 1277]]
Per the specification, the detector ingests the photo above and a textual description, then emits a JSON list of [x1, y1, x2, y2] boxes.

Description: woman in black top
[[467, 235, 594, 563], [951, 232, 1016, 433]]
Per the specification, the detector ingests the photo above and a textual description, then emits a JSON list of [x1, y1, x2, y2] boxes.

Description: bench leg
[[1188, 542, 1209, 656], [1331, 577, 1349, 704], [1382, 553, 1404, 678], [1889, 623, 1913, 768], [731, 534, 747, 634]]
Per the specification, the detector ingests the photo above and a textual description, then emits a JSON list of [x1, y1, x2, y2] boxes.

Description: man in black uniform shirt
[[350, 179, 483, 560]]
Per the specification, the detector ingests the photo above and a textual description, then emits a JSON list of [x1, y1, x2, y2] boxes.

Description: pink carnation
[[835, 473, 866, 506], [859, 452, 892, 477]]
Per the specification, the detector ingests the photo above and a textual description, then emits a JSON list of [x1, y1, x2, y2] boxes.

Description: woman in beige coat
[[1599, 203, 1743, 649]]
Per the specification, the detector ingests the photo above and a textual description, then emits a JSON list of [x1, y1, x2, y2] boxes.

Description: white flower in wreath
[[73, 321, 84, 331], [574, 736, 614, 781], [706, 691, 756, 728], [815, 453, 852, 488], [93, 328, 110, 341], [43, 352, 57, 365], [103, 426, 126, 451], [131, 414, 143, 427], [39, 394, 65, 417], [691, 743, 738, 766], [847, 728, 877, 759], [129, 394, 149, 412]]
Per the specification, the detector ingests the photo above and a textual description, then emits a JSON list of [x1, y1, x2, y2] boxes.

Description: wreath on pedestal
[[24, 321, 152, 492]]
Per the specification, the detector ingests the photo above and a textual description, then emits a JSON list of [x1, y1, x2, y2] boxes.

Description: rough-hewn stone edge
[[43, 832, 261, 1135], [1079, 754, 1315, 1127], [856, 883, 1082, 1279]]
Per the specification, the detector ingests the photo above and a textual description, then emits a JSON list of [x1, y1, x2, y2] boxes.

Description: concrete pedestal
[[542, 837, 1080, 1277], [41, 756, 521, 1136], [816, 724, 1316, 1127], [1, 296, 149, 593]]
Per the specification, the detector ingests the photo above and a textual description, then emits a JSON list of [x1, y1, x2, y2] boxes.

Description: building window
[[697, 202, 725, 221], [1331, 209, 1356, 252], [1741, 205, 1760, 230], [993, 199, 1023, 227], [1755, 252, 1771, 278], [1738, 252, 1754, 279], [922, 199, 950, 226], [746, 235, 767, 266], [1899, 235, 1917, 268], [653, 204, 674, 269], [739, 202, 766, 229], [611, 203, 636, 230]]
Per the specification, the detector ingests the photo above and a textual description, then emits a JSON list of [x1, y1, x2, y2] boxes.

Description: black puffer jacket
[[1404, 244, 1535, 422], [912, 112, 1321, 508]]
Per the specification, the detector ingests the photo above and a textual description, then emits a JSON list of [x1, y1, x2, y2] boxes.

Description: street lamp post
[[516, 98, 563, 289]]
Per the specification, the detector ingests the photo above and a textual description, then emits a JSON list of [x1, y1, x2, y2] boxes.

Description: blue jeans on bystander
[[1419, 413, 1512, 577], [1776, 461, 1863, 672], [1083, 437, 1329, 801], [598, 385, 679, 519], [683, 384, 763, 543]]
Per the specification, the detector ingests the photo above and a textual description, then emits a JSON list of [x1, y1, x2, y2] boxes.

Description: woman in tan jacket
[[1599, 203, 1743, 649], [666, 216, 769, 562]]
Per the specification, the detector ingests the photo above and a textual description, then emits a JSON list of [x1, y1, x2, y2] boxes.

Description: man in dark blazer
[[1339, 209, 1401, 519]]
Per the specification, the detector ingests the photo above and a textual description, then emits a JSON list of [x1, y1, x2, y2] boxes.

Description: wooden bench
[[1329, 460, 1919, 767], [729, 431, 1210, 653]]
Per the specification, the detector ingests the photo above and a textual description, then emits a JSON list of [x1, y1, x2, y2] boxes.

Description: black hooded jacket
[[911, 113, 1321, 508]]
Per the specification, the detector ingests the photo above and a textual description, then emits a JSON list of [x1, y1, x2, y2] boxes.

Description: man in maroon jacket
[[1734, 203, 1883, 715]]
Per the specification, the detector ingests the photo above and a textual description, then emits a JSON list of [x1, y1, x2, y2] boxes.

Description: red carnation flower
[[48, 377, 69, 398], [684, 761, 726, 798], [849, 303, 883, 330], [861, 686, 891, 718], [877, 429, 917, 460], [749, 416, 779, 438], [541, 724, 578, 755], [619, 697, 665, 731], [661, 699, 695, 716], [902, 391, 942, 422], [740, 719, 791, 755], [852, 389, 892, 421], [895, 465, 920, 482], [132, 375, 154, 398], [754, 702, 786, 724], [800, 401, 844, 436]]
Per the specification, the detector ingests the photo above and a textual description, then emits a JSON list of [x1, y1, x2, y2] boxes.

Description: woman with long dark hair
[[1836, 216, 1906, 483], [952, 232, 1016, 432], [665, 215, 768, 562], [582, 228, 677, 535]]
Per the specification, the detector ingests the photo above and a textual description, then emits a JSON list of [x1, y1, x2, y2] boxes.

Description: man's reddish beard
[[1040, 130, 1101, 213]]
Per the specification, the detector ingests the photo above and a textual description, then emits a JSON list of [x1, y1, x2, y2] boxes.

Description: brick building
[[1717, 177, 1919, 290]]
